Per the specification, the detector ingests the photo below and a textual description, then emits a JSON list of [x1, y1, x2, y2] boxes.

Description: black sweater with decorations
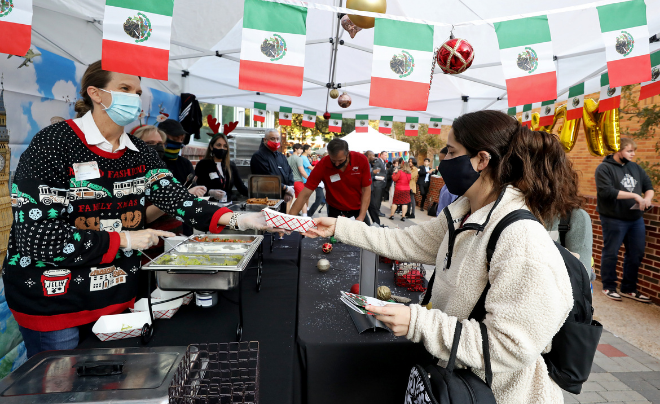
[[3, 120, 230, 332]]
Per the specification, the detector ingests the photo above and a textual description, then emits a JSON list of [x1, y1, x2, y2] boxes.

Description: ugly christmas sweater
[[3, 120, 230, 332]]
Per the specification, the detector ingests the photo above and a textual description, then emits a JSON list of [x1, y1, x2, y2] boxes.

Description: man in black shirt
[[157, 119, 206, 197], [250, 129, 295, 202]]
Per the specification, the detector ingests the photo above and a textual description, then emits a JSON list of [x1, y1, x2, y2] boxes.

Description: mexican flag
[[539, 100, 556, 126], [302, 110, 316, 128], [521, 104, 532, 127], [567, 83, 585, 120], [369, 19, 434, 111], [639, 51, 660, 101], [599, 72, 621, 112], [427, 117, 442, 134], [0, 0, 32, 56], [379, 116, 393, 134], [507, 106, 517, 117], [253, 102, 266, 122], [239, 0, 307, 96], [102, 0, 174, 80], [596, 0, 651, 87], [278, 106, 292, 126], [495, 16, 557, 107], [356, 115, 369, 133], [404, 117, 419, 136], [328, 113, 342, 132]]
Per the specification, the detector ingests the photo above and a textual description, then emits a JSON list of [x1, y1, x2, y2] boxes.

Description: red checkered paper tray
[[262, 208, 316, 233], [92, 312, 152, 342]]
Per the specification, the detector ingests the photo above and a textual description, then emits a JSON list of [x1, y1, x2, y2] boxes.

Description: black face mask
[[148, 144, 165, 160], [213, 148, 228, 160], [620, 157, 630, 164], [439, 155, 481, 196], [332, 159, 347, 170]]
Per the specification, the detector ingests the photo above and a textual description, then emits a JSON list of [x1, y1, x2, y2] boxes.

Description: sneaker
[[602, 289, 622, 301], [621, 291, 651, 303]]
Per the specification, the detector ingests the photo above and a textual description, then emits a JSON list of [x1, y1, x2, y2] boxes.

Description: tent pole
[[325, 0, 343, 114], [32, 29, 87, 65]]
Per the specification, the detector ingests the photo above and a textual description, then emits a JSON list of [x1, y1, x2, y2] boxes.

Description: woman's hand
[[189, 186, 207, 197], [120, 229, 175, 250], [302, 217, 337, 238], [366, 304, 411, 337]]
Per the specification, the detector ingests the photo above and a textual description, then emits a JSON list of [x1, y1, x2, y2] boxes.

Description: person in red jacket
[[390, 158, 412, 221]]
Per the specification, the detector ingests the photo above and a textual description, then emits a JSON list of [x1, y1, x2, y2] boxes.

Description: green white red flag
[[370, 19, 434, 111], [239, 0, 307, 96], [278, 106, 292, 126], [356, 115, 369, 133], [495, 16, 557, 107], [0, 0, 32, 56], [507, 106, 517, 117], [567, 83, 585, 120], [404, 117, 419, 136], [539, 100, 556, 126], [379, 116, 393, 134], [596, 0, 651, 87], [426, 117, 442, 134], [639, 51, 660, 101], [328, 113, 342, 132], [599, 73, 621, 112], [521, 104, 532, 127], [302, 110, 316, 128], [102, 0, 173, 80], [253, 102, 266, 123]]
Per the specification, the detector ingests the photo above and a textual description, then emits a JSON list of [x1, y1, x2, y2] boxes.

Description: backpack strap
[[421, 207, 455, 306], [480, 322, 493, 388], [558, 214, 571, 248], [468, 210, 540, 321]]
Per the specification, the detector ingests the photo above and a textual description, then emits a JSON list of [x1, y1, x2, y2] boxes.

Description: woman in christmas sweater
[[4, 61, 271, 358]]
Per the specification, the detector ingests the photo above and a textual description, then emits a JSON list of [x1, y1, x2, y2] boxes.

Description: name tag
[[209, 172, 219, 180], [330, 174, 341, 183], [73, 161, 100, 181]]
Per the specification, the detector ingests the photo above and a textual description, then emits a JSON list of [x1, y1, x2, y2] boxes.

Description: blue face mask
[[99, 89, 142, 126]]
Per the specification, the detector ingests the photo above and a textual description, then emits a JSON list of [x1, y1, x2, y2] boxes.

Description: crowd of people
[[4, 60, 657, 404]]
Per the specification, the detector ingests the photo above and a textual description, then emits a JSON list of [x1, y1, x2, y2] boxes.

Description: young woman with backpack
[[304, 110, 583, 403]]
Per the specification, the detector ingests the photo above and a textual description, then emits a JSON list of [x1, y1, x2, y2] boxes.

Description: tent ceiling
[[25, 0, 660, 121]]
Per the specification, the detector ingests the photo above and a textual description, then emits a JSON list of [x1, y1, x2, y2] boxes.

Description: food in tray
[[192, 235, 252, 243], [153, 254, 244, 267], [246, 198, 279, 206]]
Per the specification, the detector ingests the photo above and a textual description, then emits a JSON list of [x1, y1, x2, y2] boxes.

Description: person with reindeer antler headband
[[194, 118, 247, 201]]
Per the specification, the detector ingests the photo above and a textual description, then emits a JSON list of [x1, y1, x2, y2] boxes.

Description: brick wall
[[414, 176, 445, 211]]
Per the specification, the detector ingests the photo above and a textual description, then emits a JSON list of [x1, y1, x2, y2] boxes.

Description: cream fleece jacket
[[334, 187, 573, 404]]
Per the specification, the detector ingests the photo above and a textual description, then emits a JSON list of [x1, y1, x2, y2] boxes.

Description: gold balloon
[[346, 0, 387, 29], [555, 105, 581, 152], [583, 98, 607, 157], [599, 108, 621, 152]]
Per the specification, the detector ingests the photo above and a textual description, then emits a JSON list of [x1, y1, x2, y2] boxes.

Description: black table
[[295, 237, 434, 404], [78, 233, 302, 404]]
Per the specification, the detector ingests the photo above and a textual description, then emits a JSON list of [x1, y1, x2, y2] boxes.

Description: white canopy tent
[[20, 0, 660, 121], [342, 126, 410, 152]]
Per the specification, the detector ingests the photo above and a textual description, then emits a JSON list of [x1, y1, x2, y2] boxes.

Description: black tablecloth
[[296, 237, 434, 404], [78, 233, 301, 404]]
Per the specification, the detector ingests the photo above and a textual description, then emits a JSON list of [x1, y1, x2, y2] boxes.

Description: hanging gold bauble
[[346, 0, 387, 29], [329, 89, 340, 99]]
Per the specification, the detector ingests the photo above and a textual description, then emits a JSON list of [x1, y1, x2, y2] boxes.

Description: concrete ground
[[307, 192, 660, 403]]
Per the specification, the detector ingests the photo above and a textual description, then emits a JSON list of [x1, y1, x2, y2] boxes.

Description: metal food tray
[[231, 199, 284, 212], [187, 234, 262, 245]]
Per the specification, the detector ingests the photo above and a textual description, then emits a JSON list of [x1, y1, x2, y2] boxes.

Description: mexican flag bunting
[[596, 0, 651, 87], [102, 0, 174, 80], [599, 73, 621, 112], [639, 51, 660, 101], [379, 116, 393, 134], [328, 113, 342, 132], [404, 117, 419, 136], [253, 102, 266, 122], [521, 104, 532, 127], [0, 0, 32, 56], [427, 117, 442, 134], [507, 106, 517, 117], [278, 106, 293, 126], [539, 100, 556, 126], [495, 16, 557, 107], [239, 0, 307, 96], [369, 19, 434, 111], [355, 115, 369, 133], [567, 83, 585, 120], [302, 110, 316, 128]]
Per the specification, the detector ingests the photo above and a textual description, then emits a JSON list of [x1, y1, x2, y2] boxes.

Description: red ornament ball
[[350, 283, 360, 294], [436, 38, 474, 75], [323, 111, 331, 120], [322, 243, 333, 254]]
